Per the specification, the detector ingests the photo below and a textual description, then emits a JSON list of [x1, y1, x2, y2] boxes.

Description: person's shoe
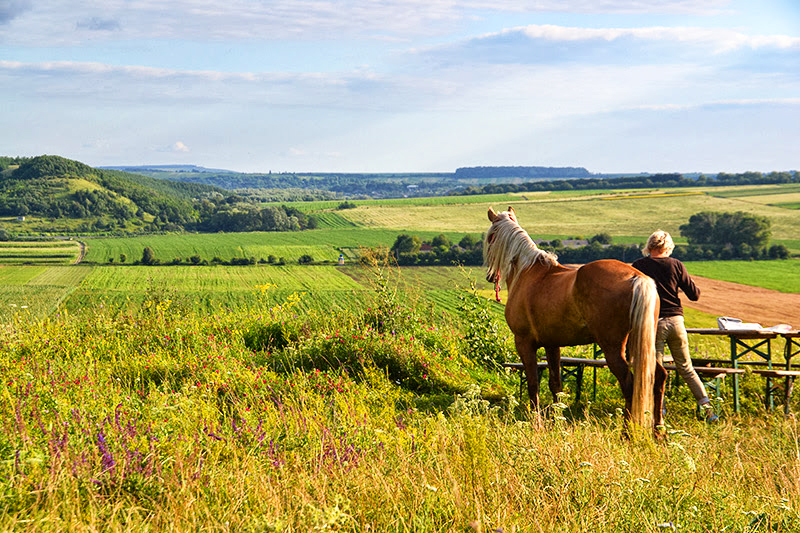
[[701, 402, 718, 423]]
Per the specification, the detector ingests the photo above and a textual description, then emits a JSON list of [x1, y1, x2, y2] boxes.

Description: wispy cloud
[[414, 24, 800, 68], [0, 0, 31, 25], [0, 0, 735, 46], [75, 17, 121, 32]]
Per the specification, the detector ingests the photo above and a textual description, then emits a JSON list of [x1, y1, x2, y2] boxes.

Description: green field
[[685, 259, 800, 293], [335, 188, 800, 249], [2, 183, 798, 324], [0, 239, 81, 265], [82, 228, 485, 265]]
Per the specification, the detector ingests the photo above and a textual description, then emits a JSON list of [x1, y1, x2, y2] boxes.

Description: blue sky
[[1, 0, 799, 173]]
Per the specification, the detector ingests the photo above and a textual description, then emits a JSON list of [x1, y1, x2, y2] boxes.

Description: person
[[632, 230, 718, 422]]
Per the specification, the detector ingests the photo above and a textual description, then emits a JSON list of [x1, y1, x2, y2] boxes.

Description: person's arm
[[677, 261, 700, 301]]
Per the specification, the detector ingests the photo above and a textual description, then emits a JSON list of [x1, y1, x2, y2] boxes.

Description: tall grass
[[0, 260, 799, 531]]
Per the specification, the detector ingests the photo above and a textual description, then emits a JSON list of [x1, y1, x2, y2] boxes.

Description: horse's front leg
[[544, 346, 562, 400], [602, 343, 634, 419], [514, 336, 541, 412]]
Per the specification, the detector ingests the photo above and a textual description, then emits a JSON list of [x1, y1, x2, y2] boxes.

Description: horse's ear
[[488, 207, 497, 222], [508, 206, 516, 221]]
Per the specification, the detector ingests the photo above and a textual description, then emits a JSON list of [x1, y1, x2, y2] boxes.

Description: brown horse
[[484, 207, 665, 430]]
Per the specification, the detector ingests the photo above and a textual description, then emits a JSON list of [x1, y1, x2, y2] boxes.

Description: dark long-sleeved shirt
[[632, 256, 700, 318]]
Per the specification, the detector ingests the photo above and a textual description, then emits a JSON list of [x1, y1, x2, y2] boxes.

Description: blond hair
[[643, 230, 674, 256], [484, 211, 558, 290]]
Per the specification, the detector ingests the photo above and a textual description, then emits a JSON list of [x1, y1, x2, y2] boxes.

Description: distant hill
[[111, 165, 595, 197], [0, 155, 225, 232], [101, 164, 237, 174], [0, 155, 320, 236], [454, 166, 592, 179]]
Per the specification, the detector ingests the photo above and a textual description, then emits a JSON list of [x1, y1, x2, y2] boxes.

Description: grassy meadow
[[1, 184, 800, 531]]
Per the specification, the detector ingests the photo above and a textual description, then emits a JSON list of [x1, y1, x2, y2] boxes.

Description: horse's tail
[[628, 274, 658, 428]]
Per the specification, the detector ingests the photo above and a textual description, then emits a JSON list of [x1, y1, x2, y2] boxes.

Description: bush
[[141, 246, 156, 265], [243, 321, 301, 353], [457, 281, 513, 372]]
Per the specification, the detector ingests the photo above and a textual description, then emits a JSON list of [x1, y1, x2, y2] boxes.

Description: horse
[[484, 207, 665, 431]]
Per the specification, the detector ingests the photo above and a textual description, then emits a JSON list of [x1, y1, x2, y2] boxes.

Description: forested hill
[[0, 155, 319, 234], [453, 166, 591, 179], [0, 155, 223, 228]]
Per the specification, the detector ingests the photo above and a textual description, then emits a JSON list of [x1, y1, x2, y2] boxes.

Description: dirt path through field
[[684, 276, 800, 327]]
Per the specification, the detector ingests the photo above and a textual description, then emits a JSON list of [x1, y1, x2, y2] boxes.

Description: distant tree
[[589, 232, 613, 245], [679, 212, 718, 245], [458, 234, 480, 249], [391, 234, 421, 254], [431, 234, 452, 248], [141, 246, 156, 265], [119, 253, 127, 263], [298, 254, 314, 264], [680, 211, 771, 249], [768, 244, 790, 259], [190, 254, 202, 264]]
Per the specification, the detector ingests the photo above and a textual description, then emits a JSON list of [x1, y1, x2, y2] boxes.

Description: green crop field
[[83, 228, 485, 265], [0, 240, 81, 265], [685, 259, 800, 293]]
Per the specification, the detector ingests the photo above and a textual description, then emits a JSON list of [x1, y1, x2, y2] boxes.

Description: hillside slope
[[0, 155, 224, 231]]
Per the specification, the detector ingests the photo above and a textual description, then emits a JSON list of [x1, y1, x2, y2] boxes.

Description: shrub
[[457, 280, 513, 372], [243, 321, 300, 352]]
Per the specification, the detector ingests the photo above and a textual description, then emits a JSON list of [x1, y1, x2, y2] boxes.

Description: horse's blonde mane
[[484, 211, 558, 289]]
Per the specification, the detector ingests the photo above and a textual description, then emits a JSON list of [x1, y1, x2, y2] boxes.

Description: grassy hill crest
[[0, 155, 226, 232]]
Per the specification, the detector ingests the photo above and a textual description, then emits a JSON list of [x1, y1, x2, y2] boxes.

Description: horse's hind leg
[[515, 336, 542, 412], [544, 346, 562, 400], [653, 362, 667, 430]]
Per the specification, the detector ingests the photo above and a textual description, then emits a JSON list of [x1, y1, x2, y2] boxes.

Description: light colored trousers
[[656, 315, 710, 407]]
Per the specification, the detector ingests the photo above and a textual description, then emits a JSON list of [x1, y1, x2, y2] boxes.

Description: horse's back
[[574, 259, 645, 339]]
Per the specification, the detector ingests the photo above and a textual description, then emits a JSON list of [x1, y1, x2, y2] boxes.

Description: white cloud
[[173, 141, 190, 153], [0, 0, 734, 46]]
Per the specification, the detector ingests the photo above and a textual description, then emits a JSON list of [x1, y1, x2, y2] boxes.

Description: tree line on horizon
[[450, 171, 798, 195]]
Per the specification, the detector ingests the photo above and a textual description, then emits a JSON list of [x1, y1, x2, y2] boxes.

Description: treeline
[[390, 233, 484, 266], [195, 199, 317, 232], [676, 211, 789, 260], [145, 171, 455, 198], [119, 247, 309, 267], [451, 171, 798, 195]]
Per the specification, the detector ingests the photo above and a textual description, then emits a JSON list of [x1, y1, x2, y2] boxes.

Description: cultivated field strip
[[0, 265, 47, 285], [0, 240, 81, 265], [26, 265, 93, 287], [79, 265, 365, 292]]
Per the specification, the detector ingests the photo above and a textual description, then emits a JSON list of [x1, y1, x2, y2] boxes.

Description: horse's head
[[484, 206, 517, 283]]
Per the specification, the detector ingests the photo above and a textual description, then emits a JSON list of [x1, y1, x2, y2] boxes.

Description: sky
[[1, 0, 799, 174]]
